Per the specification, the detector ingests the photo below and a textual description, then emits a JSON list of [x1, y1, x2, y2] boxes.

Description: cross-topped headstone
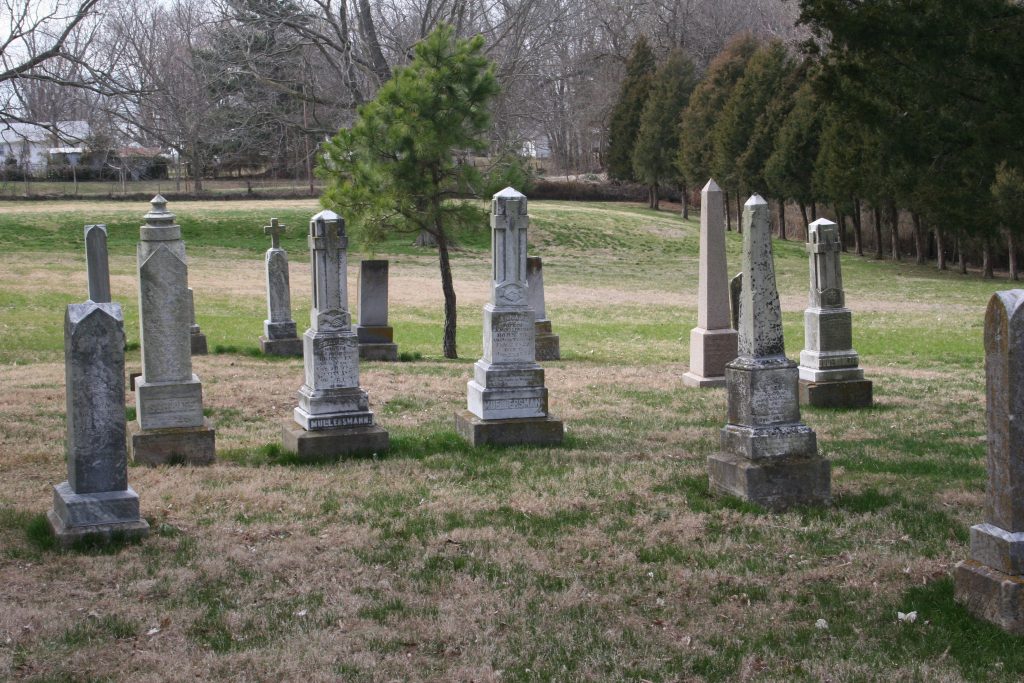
[[264, 217, 286, 250], [260, 217, 301, 355], [491, 187, 529, 308], [308, 210, 349, 332], [807, 219, 844, 309], [84, 224, 111, 303]]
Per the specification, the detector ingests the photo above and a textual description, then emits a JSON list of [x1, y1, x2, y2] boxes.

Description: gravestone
[[798, 218, 871, 408], [455, 188, 564, 446], [281, 210, 389, 459], [129, 196, 216, 466], [730, 272, 742, 331], [684, 179, 737, 387], [84, 224, 111, 303], [707, 194, 830, 510], [49, 300, 149, 546], [354, 260, 399, 361], [259, 218, 303, 356], [526, 256, 560, 361], [188, 288, 207, 355], [955, 290, 1024, 634]]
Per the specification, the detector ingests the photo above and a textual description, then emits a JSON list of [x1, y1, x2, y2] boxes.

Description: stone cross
[[955, 290, 1024, 633], [807, 218, 844, 309], [84, 224, 111, 303], [308, 210, 350, 333], [491, 187, 530, 309], [264, 217, 286, 250], [737, 195, 785, 361], [262, 217, 298, 345]]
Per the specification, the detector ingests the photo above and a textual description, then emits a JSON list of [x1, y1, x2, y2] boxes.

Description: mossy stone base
[[281, 420, 389, 461], [129, 419, 216, 466], [454, 409, 564, 447], [955, 559, 1024, 635]]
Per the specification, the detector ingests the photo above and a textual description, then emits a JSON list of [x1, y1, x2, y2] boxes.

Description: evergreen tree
[[993, 162, 1024, 281], [764, 77, 823, 240], [319, 25, 500, 359], [606, 36, 656, 182], [632, 49, 698, 210]]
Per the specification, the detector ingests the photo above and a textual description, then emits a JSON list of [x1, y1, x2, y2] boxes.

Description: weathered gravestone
[[955, 290, 1024, 634], [354, 260, 399, 361], [526, 256, 560, 361], [281, 210, 389, 459], [798, 218, 871, 408], [730, 272, 742, 331], [129, 196, 216, 466], [188, 288, 207, 355], [455, 188, 564, 447], [259, 218, 302, 356], [49, 227, 149, 546], [683, 179, 737, 387], [707, 195, 830, 510]]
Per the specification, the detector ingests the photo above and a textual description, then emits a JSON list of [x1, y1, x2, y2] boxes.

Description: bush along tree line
[[607, 0, 1024, 279]]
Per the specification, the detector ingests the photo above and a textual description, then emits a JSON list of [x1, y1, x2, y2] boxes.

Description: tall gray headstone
[[707, 194, 830, 510], [84, 224, 111, 303], [955, 290, 1024, 634], [259, 218, 302, 356], [48, 299, 149, 546], [455, 188, 563, 446], [281, 210, 389, 459], [129, 196, 215, 466], [526, 256, 560, 361], [797, 218, 871, 407], [684, 179, 738, 387], [354, 260, 399, 361], [187, 287, 207, 355]]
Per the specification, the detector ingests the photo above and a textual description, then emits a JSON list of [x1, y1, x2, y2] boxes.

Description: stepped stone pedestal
[[955, 290, 1024, 633], [281, 211, 388, 460], [707, 195, 830, 510], [526, 256, 560, 361], [455, 188, 563, 447], [798, 219, 871, 408], [259, 218, 303, 356], [354, 260, 399, 361]]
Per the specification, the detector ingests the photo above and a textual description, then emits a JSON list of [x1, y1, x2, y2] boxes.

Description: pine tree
[[606, 36, 657, 182]]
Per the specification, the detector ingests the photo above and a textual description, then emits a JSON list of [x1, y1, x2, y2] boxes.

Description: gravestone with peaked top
[[354, 260, 399, 361], [798, 218, 871, 407], [707, 195, 830, 510], [526, 256, 560, 361], [684, 179, 737, 387], [955, 290, 1024, 634], [188, 288, 207, 355], [281, 210, 389, 459], [49, 227, 149, 546], [129, 196, 216, 466], [455, 188, 563, 447], [259, 217, 303, 356]]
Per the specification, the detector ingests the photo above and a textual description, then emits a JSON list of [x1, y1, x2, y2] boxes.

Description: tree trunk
[[872, 206, 883, 259], [837, 209, 848, 252], [936, 228, 947, 270], [957, 236, 967, 274], [437, 229, 458, 359], [888, 202, 900, 261], [680, 182, 688, 220], [912, 212, 925, 265], [798, 201, 809, 241], [1009, 231, 1019, 281], [852, 198, 863, 256], [983, 240, 994, 279], [725, 191, 732, 231], [735, 193, 743, 234], [811, 202, 817, 221], [777, 200, 786, 240], [650, 183, 659, 210]]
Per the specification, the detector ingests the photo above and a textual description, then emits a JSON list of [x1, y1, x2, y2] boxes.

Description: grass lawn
[[0, 197, 1018, 681]]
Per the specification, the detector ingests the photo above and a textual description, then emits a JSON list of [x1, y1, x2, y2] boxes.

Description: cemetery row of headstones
[[46, 185, 1022, 636]]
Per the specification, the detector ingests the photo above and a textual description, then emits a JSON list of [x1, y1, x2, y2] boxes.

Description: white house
[[0, 121, 90, 175]]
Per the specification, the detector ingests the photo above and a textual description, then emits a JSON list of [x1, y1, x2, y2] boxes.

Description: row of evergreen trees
[[607, 1, 1024, 279]]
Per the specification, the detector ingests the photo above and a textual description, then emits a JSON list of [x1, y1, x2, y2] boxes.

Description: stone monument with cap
[[259, 217, 303, 356], [354, 259, 399, 361]]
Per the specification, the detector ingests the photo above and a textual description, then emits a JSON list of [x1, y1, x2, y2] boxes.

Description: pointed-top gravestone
[[130, 196, 215, 466], [281, 209, 388, 460], [684, 179, 737, 387], [526, 256, 560, 361], [455, 187, 563, 446], [85, 224, 111, 303], [707, 194, 830, 510], [798, 218, 871, 407], [956, 290, 1024, 634], [259, 217, 302, 356]]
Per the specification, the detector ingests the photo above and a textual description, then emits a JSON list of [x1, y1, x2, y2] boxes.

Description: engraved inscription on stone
[[313, 336, 359, 388], [307, 414, 373, 429]]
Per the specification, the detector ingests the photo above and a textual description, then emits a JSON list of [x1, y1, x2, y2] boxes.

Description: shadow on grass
[[1, 509, 145, 558]]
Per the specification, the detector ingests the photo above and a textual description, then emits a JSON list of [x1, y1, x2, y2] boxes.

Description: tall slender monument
[[455, 188, 563, 447], [683, 179, 737, 387], [281, 210, 389, 459], [129, 196, 216, 465]]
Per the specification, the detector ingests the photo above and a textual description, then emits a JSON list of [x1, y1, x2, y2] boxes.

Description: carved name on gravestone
[[130, 196, 215, 465], [955, 290, 1024, 634], [526, 256, 560, 361], [684, 179, 737, 387], [281, 210, 388, 459], [455, 188, 563, 447], [354, 260, 399, 361], [707, 194, 830, 510], [259, 218, 303, 356]]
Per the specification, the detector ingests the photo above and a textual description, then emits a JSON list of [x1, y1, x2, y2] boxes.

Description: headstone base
[[686, 327, 738, 387], [707, 450, 830, 510], [281, 420, 389, 460], [682, 372, 726, 388], [48, 483, 149, 548], [259, 335, 303, 357], [359, 342, 399, 361], [954, 559, 1024, 635], [190, 332, 208, 355], [535, 320, 560, 361], [454, 409, 564, 447], [799, 379, 873, 408], [47, 510, 150, 549], [128, 419, 216, 466]]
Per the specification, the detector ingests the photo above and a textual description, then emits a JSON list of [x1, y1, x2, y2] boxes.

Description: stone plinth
[[797, 218, 871, 407], [707, 195, 829, 510], [458, 188, 563, 447], [49, 300, 149, 547], [354, 260, 398, 361], [260, 218, 302, 357], [955, 290, 1024, 633], [133, 196, 215, 465], [684, 179, 737, 387], [526, 256, 560, 361], [281, 210, 388, 459]]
